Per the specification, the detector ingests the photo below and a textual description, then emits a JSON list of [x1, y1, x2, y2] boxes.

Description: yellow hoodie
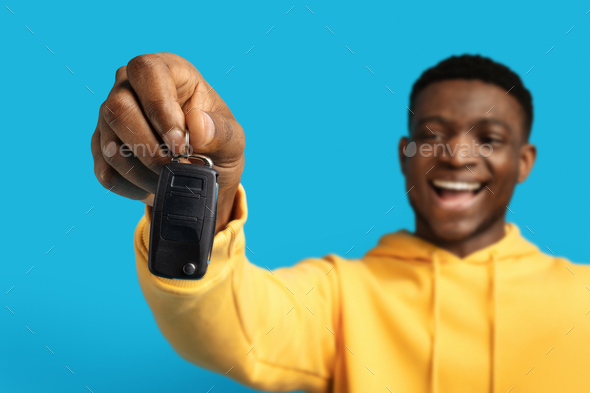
[[134, 184, 590, 393]]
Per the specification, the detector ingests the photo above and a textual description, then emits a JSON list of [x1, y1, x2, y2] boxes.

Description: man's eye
[[480, 136, 502, 144], [414, 127, 446, 142], [422, 133, 443, 141]]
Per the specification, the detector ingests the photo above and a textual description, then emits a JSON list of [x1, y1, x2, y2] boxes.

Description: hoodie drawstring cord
[[430, 251, 440, 393], [490, 251, 498, 393]]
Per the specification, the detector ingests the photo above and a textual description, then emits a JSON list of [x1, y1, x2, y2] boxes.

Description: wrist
[[215, 181, 241, 235], [140, 194, 154, 206]]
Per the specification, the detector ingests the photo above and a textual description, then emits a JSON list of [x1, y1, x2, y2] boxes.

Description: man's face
[[399, 79, 536, 243]]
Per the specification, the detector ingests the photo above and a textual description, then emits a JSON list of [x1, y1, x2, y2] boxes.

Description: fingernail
[[164, 127, 185, 152], [201, 111, 215, 146]]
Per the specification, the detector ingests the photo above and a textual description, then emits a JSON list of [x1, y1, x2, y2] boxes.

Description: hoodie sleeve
[[134, 183, 340, 393]]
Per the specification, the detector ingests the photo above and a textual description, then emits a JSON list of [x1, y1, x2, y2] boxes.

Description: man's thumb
[[186, 108, 216, 148]]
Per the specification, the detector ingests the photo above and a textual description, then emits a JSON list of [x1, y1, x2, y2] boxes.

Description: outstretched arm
[[134, 183, 340, 392]]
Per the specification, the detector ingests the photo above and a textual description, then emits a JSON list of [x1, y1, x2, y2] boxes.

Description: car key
[[148, 131, 219, 280]]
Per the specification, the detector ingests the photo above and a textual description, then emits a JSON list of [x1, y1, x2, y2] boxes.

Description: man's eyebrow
[[473, 117, 513, 133], [412, 115, 449, 129], [412, 116, 514, 134]]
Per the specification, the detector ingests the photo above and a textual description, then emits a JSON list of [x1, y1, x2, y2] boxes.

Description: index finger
[[125, 53, 193, 153]]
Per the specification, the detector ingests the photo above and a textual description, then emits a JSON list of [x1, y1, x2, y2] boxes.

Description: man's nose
[[436, 135, 479, 168]]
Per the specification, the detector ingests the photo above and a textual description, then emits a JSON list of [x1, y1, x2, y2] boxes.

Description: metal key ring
[[184, 129, 190, 157], [171, 130, 214, 167], [171, 153, 214, 167]]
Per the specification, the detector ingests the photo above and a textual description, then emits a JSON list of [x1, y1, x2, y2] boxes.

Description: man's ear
[[517, 143, 537, 183], [399, 137, 410, 176]]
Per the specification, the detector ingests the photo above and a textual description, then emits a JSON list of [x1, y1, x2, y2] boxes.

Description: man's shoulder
[[555, 256, 590, 274], [532, 254, 590, 282]]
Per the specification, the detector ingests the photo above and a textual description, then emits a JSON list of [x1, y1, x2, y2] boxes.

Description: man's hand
[[91, 52, 245, 234]]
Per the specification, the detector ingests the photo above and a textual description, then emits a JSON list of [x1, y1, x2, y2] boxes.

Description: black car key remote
[[148, 138, 219, 280]]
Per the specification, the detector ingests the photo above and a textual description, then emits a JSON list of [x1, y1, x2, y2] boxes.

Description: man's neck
[[414, 218, 506, 259]]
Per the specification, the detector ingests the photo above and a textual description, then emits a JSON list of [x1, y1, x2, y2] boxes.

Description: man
[[91, 52, 590, 392]]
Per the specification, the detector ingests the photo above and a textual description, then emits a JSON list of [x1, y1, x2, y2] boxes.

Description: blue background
[[1, 0, 589, 392]]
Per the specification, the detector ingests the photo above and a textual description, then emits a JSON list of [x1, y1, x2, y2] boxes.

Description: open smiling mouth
[[429, 179, 486, 210]]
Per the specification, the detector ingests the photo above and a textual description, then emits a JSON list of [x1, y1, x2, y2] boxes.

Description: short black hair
[[408, 54, 533, 140]]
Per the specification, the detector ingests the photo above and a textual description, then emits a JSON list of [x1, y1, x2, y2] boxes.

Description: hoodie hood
[[364, 223, 540, 264]]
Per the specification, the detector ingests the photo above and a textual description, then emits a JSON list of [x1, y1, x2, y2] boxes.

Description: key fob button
[[183, 263, 196, 275], [163, 192, 206, 218], [161, 215, 204, 243], [170, 174, 204, 192]]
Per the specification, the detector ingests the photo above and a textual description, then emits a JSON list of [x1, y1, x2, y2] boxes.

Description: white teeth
[[432, 179, 481, 191]]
